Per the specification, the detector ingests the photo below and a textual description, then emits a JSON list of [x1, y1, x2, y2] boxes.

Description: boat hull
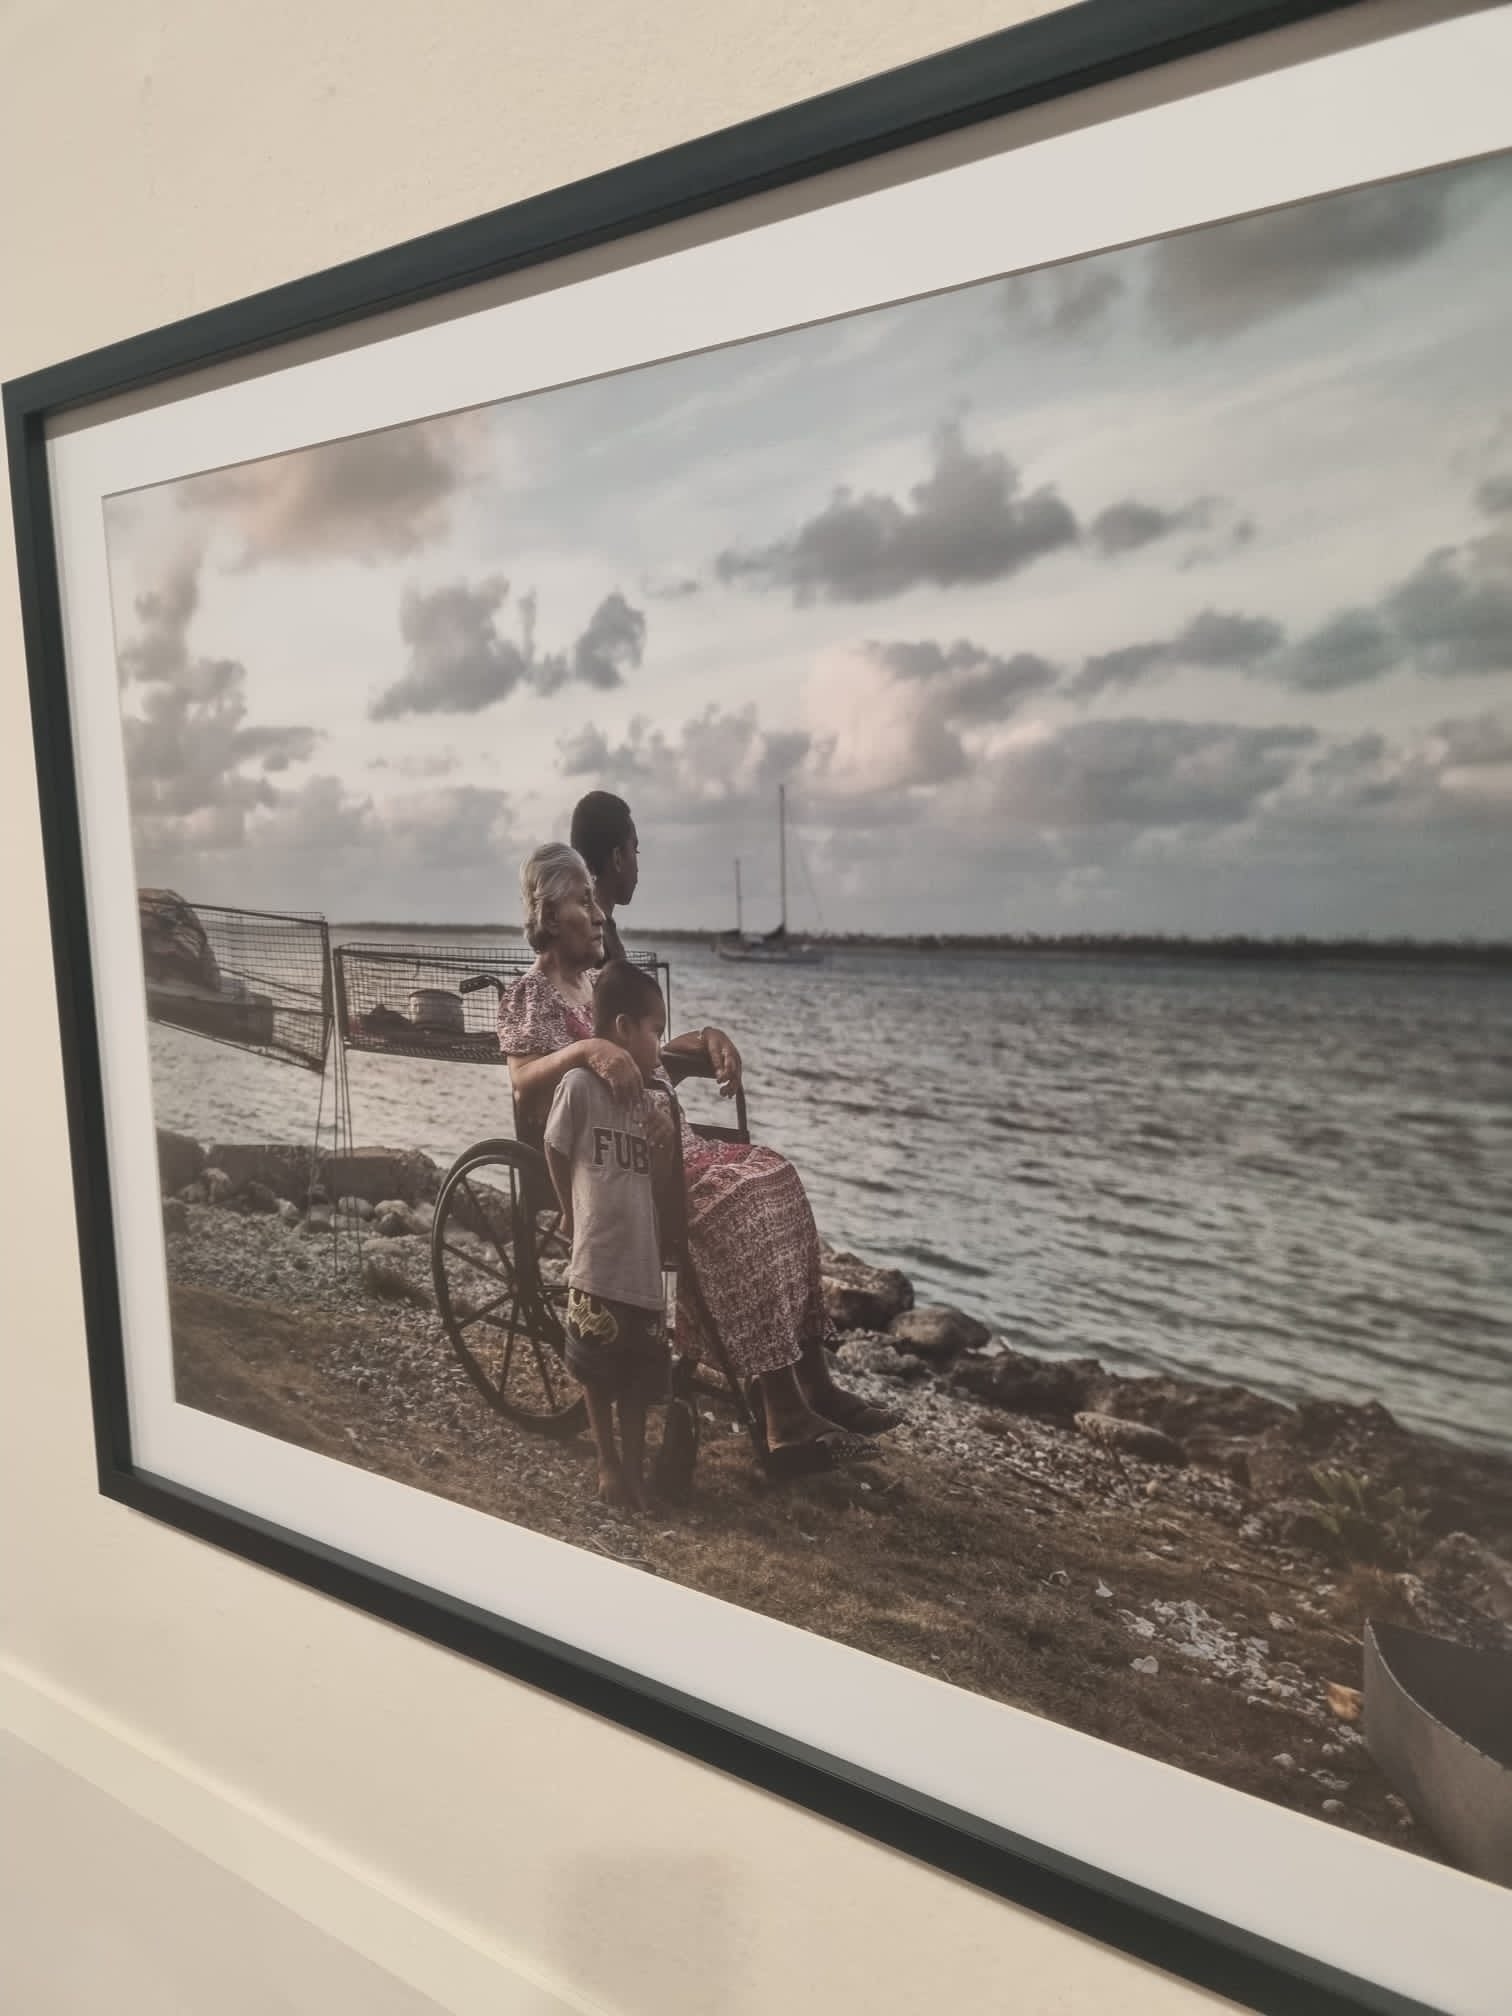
[[1363, 1619, 1512, 1884], [715, 943, 825, 966]]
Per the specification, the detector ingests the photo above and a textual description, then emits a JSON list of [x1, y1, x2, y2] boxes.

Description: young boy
[[543, 960, 673, 1510]]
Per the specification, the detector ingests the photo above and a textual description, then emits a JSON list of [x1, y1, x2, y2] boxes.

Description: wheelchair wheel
[[430, 1138, 587, 1437]]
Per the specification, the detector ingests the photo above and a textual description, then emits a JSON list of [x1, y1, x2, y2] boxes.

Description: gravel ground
[[161, 1197, 1473, 1861]]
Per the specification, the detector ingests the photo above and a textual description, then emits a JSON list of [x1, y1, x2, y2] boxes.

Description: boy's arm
[[544, 1144, 574, 1236]]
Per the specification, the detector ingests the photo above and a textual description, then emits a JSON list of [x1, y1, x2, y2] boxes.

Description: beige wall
[[0, 6, 1247, 2011]]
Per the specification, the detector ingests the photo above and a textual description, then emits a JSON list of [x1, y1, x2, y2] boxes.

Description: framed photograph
[[10, 3, 1511, 2011]]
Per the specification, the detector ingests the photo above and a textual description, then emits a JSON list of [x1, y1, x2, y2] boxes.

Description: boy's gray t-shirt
[[543, 1067, 662, 1312]]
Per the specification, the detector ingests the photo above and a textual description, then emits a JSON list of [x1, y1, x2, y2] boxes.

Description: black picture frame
[[5, 4, 1464, 2012]]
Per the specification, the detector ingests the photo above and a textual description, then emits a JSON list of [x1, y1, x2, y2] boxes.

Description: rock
[[178, 1179, 208, 1205], [203, 1143, 321, 1203], [1095, 1581, 1112, 1599], [362, 1256, 431, 1308], [203, 1143, 441, 1207], [888, 1305, 990, 1360], [202, 1168, 236, 1205], [1074, 1411, 1185, 1466], [820, 1250, 914, 1332], [1215, 1446, 1256, 1491], [1267, 1612, 1295, 1633], [1084, 1371, 1284, 1448], [1314, 1771, 1349, 1794], [1420, 1531, 1512, 1627], [1243, 1395, 1419, 1512], [277, 1200, 303, 1228], [1389, 1570, 1510, 1651], [161, 1196, 188, 1235], [1273, 1753, 1297, 1773], [974, 1413, 1018, 1442], [156, 1128, 205, 1195], [1224, 1397, 1388, 1505], [323, 1147, 441, 1206], [951, 1348, 1101, 1420], [232, 1181, 280, 1216], [1295, 1396, 1405, 1449], [1322, 1799, 1345, 1816], [889, 1352, 931, 1384], [298, 1209, 333, 1239], [338, 1195, 375, 1221], [1131, 1655, 1159, 1676], [447, 1183, 514, 1243], [1326, 1683, 1362, 1724], [837, 1338, 929, 1384], [1240, 1498, 1336, 1556], [374, 1200, 431, 1239]]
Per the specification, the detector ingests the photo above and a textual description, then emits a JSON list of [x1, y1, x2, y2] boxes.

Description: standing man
[[569, 790, 638, 965]]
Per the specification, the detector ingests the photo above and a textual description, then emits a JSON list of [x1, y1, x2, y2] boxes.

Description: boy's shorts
[[564, 1289, 669, 1405]]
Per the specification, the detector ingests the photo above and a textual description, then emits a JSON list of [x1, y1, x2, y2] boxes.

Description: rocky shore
[[156, 1129, 1512, 1872]]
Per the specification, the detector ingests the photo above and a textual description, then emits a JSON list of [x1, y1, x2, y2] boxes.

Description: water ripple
[[148, 937, 1512, 1452]]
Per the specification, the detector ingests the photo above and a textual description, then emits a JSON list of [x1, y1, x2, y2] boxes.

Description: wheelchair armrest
[[659, 1049, 749, 1142], [659, 1048, 709, 1085]]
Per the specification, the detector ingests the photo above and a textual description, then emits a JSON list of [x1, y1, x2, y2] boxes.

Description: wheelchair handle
[[660, 1048, 748, 1136]]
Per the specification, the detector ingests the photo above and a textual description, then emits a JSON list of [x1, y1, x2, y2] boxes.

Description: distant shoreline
[[335, 923, 1512, 969]]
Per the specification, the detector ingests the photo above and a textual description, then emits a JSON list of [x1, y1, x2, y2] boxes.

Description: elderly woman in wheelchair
[[491, 841, 896, 1475]]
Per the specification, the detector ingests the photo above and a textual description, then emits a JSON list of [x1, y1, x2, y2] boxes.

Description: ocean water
[[148, 932, 1512, 1454]]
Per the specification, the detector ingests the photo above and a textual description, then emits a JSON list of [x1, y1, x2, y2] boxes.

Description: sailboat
[[716, 786, 826, 966]]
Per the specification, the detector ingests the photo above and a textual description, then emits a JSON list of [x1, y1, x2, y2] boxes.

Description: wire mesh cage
[[334, 941, 671, 1065], [139, 890, 333, 1073]]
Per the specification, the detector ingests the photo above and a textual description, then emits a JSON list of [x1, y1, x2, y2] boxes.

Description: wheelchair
[[434, 967, 770, 1464]]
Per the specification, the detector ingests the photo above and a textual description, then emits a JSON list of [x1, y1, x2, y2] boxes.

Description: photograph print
[[106, 142, 1512, 1904]]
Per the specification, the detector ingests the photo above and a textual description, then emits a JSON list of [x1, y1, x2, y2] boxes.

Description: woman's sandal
[[765, 1429, 873, 1478], [820, 1393, 902, 1436]]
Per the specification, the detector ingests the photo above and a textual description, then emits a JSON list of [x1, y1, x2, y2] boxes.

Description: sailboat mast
[[778, 784, 788, 933], [735, 857, 743, 934]]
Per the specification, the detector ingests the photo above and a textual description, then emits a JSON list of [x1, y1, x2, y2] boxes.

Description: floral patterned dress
[[498, 967, 828, 1381]]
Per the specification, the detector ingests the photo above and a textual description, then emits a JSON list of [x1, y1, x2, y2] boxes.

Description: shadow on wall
[[553, 1853, 742, 2015]]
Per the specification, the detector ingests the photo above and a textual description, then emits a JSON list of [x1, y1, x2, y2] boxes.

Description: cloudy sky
[[105, 149, 1512, 937]]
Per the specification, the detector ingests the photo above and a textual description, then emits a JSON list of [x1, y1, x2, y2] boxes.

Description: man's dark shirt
[[598, 911, 626, 965]]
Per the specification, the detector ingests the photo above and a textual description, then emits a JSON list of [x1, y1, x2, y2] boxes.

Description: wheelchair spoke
[[433, 1146, 586, 1435], [452, 1287, 513, 1334], [460, 1175, 515, 1271], [441, 1239, 514, 1290], [529, 1333, 561, 1411]]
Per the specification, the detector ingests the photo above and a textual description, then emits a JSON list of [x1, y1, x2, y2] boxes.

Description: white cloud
[[182, 410, 490, 567]]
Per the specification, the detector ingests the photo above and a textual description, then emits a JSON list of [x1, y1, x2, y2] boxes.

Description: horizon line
[[331, 921, 1512, 951]]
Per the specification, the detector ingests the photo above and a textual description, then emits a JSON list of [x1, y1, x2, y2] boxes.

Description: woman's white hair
[[521, 841, 591, 952]]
